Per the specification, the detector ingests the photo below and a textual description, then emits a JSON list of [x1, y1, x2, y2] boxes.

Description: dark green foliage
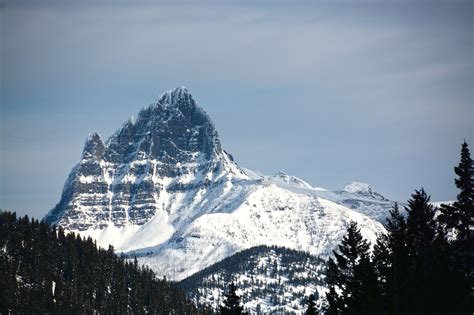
[[438, 141, 473, 314], [324, 221, 382, 315], [373, 186, 471, 315], [404, 189, 443, 314], [373, 203, 410, 315], [439, 141, 473, 242], [220, 282, 245, 315], [374, 191, 454, 315], [353, 141, 473, 315], [305, 292, 318, 315], [0, 211, 200, 314], [405, 189, 437, 256]]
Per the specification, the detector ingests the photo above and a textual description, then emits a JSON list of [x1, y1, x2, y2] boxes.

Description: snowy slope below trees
[[179, 245, 327, 314]]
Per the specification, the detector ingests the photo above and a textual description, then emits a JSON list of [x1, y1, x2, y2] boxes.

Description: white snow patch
[[76, 210, 174, 252]]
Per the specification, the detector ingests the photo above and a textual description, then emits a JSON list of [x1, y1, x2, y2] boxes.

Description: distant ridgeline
[[179, 245, 327, 314], [0, 211, 203, 314]]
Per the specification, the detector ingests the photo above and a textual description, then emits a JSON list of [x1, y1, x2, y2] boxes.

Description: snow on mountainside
[[45, 87, 389, 281], [267, 175, 396, 224], [179, 245, 327, 314], [270, 171, 321, 190], [128, 183, 383, 280], [343, 182, 388, 202]]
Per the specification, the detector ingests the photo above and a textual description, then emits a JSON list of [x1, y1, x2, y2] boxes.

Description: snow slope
[[126, 181, 383, 280]]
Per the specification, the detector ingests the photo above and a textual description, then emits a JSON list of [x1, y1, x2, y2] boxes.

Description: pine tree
[[438, 141, 473, 314], [439, 141, 473, 241], [373, 203, 409, 315], [404, 189, 443, 315], [305, 292, 318, 315], [406, 189, 437, 254], [324, 221, 381, 315], [220, 282, 245, 315]]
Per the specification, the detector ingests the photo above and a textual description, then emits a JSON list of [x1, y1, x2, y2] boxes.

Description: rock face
[[44, 87, 245, 230], [45, 87, 392, 281]]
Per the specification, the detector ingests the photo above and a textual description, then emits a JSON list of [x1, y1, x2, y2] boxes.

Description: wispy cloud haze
[[1, 1, 472, 218]]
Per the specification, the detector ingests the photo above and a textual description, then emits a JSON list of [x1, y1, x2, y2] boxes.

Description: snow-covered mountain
[[45, 86, 245, 231], [45, 87, 390, 281]]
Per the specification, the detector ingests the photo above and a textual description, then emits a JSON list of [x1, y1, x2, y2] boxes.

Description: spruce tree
[[220, 282, 245, 315], [438, 141, 473, 314], [373, 203, 409, 315], [439, 141, 473, 241], [406, 189, 437, 254], [305, 292, 318, 315], [324, 221, 381, 315], [404, 189, 442, 314]]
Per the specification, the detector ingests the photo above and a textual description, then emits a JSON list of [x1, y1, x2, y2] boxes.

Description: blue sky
[[1, 1, 473, 219]]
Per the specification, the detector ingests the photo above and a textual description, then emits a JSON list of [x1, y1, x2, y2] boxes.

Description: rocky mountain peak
[[82, 132, 105, 160], [104, 86, 221, 164], [158, 86, 193, 105], [44, 87, 245, 230]]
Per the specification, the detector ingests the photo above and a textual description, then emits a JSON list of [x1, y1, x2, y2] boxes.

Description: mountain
[[179, 245, 327, 314], [44, 86, 245, 231], [44, 87, 389, 281]]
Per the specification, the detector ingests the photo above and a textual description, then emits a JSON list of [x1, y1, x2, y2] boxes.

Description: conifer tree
[[404, 189, 443, 314], [220, 282, 245, 315], [305, 292, 318, 315], [373, 203, 409, 315], [324, 221, 381, 315], [438, 141, 473, 314], [406, 189, 437, 254], [439, 141, 473, 241]]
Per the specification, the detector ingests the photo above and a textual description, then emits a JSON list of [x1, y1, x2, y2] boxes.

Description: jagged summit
[[105, 86, 220, 164], [44, 87, 246, 230], [158, 86, 193, 106], [87, 131, 102, 141], [82, 132, 105, 160]]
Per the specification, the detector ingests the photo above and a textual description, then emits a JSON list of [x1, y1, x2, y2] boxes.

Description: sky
[[1, 0, 473, 219]]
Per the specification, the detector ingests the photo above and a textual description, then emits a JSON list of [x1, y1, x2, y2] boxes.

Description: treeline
[[0, 212, 202, 314], [323, 141, 473, 315]]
